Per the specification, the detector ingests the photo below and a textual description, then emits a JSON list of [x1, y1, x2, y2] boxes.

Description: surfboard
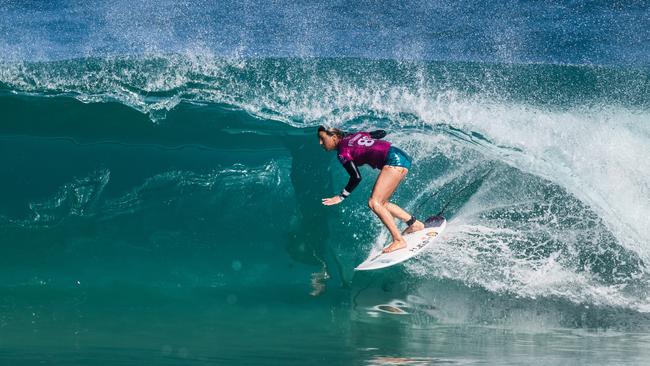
[[354, 215, 447, 271]]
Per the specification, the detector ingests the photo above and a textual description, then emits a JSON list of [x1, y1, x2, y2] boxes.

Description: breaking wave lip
[[1, 55, 648, 123]]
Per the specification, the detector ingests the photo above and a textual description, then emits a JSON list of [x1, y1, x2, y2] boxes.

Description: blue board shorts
[[384, 146, 412, 169]]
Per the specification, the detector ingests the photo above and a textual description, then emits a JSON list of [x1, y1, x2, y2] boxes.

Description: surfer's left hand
[[321, 196, 343, 206]]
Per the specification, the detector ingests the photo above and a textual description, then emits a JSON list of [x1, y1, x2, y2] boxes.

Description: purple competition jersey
[[337, 132, 391, 169]]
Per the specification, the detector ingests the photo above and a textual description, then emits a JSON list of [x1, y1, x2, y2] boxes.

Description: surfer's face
[[318, 131, 338, 151]]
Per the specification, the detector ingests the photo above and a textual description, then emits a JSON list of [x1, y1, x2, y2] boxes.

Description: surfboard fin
[[424, 215, 445, 228]]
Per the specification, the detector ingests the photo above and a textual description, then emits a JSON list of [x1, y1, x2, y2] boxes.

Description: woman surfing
[[318, 126, 425, 253]]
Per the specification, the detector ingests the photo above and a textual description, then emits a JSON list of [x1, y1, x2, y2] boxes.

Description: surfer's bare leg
[[368, 166, 409, 253], [384, 203, 425, 234], [384, 202, 410, 221]]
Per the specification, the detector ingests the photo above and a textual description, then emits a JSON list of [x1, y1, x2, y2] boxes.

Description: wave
[[1, 56, 649, 321]]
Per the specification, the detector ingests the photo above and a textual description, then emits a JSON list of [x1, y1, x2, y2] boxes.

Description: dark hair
[[317, 125, 346, 138]]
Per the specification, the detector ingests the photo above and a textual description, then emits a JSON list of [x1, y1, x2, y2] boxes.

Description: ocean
[[1, 1, 649, 365]]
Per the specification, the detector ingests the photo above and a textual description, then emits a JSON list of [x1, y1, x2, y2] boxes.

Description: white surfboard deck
[[354, 215, 447, 271]]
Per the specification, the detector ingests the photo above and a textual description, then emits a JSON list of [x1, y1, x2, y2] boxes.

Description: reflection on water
[[366, 356, 458, 365], [1, 285, 650, 365]]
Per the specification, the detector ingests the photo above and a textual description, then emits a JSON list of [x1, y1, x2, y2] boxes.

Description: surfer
[[318, 126, 425, 253]]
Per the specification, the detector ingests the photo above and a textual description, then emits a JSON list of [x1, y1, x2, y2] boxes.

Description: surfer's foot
[[383, 239, 407, 253], [402, 220, 425, 235]]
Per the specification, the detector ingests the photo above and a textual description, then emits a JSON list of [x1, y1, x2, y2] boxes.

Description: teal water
[[2, 287, 650, 365], [2, 1, 650, 364]]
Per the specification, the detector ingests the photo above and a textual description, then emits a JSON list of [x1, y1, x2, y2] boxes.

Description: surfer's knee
[[368, 197, 387, 211]]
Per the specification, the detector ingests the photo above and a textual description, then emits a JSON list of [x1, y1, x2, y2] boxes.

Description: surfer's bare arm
[[322, 161, 362, 206]]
